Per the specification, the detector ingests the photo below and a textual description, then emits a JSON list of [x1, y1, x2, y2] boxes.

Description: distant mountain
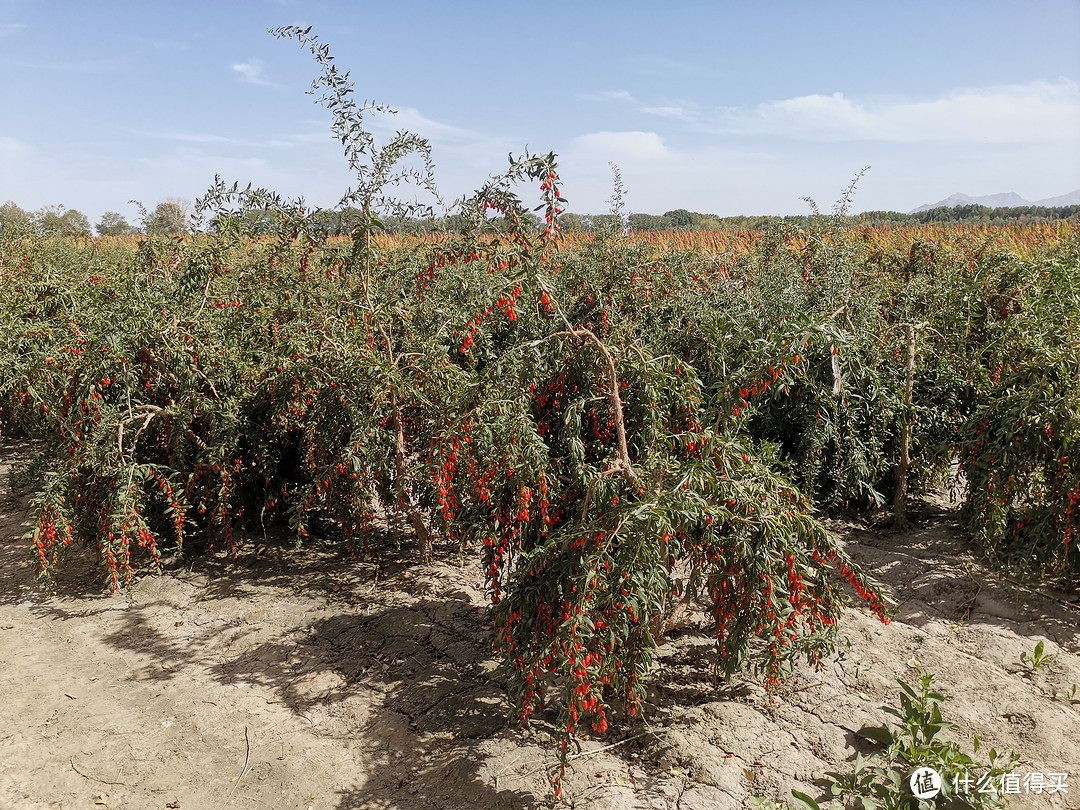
[[908, 190, 1080, 214], [1035, 190, 1080, 208]]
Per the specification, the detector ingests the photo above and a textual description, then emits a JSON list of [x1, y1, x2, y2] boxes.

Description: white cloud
[[5, 73, 1077, 228], [558, 140, 801, 215], [636, 105, 691, 120], [6, 57, 113, 73], [0, 23, 28, 37], [571, 131, 668, 161], [362, 107, 522, 198], [371, 107, 493, 145], [133, 128, 324, 150], [694, 79, 1080, 144], [550, 79, 1080, 212], [232, 60, 275, 86], [577, 89, 640, 104], [0, 135, 33, 160]]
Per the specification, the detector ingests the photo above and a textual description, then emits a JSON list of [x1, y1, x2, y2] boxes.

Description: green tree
[[556, 212, 584, 232], [628, 213, 670, 231], [96, 211, 140, 236], [34, 205, 91, 236], [582, 213, 624, 231], [147, 198, 193, 235], [0, 200, 32, 231], [664, 208, 695, 229], [689, 211, 722, 230]]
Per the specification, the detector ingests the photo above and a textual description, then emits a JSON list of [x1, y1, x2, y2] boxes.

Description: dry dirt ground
[[1, 443, 1078, 810]]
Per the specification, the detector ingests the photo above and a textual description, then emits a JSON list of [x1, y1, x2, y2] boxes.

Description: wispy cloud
[[625, 79, 1080, 144], [571, 131, 668, 161], [371, 107, 490, 144], [364, 106, 520, 173], [557, 137, 791, 215], [151, 39, 189, 52], [6, 57, 113, 73], [577, 89, 640, 104], [0, 22, 28, 37], [139, 129, 315, 149], [636, 105, 691, 120], [232, 59, 276, 86]]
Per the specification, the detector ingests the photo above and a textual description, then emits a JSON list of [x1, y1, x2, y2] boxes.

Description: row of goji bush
[[1, 26, 1077, 794]]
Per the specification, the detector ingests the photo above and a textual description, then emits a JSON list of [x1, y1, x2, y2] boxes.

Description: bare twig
[[389, 389, 434, 559], [539, 281, 642, 489], [550, 327, 641, 489], [626, 341, 648, 367], [826, 304, 854, 396], [790, 680, 827, 694], [558, 733, 647, 767], [508, 732, 649, 782], [117, 404, 208, 457], [893, 321, 929, 528], [70, 758, 130, 786], [215, 726, 252, 810], [993, 573, 1080, 613], [827, 303, 854, 332], [956, 564, 984, 623]]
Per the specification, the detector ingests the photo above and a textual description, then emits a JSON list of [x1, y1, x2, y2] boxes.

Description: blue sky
[[2, 0, 1079, 226]]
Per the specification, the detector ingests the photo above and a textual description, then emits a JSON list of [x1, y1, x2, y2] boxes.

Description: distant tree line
[[402, 204, 1080, 233], [2, 198, 1077, 238], [612, 204, 1080, 231], [0, 199, 195, 237], [895, 203, 1080, 226]]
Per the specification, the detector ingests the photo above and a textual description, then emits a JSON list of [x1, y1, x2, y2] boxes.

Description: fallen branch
[[215, 726, 251, 810], [565, 731, 649, 763], [70, 758, 130, 786], [508, 732, 649, 782]]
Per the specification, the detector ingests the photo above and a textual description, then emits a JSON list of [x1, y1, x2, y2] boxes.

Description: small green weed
[[788, 671, 1017, 810], [1020, 641, 1054, 674], [1054, 683, 1077, 703], [750, 800, 791, 810]]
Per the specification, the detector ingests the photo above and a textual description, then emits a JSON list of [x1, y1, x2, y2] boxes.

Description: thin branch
[[390, 389, 434, 559], [215, 726, 252, 810], [548, 327, 641, 490], [827, 303, 853, 332], [580, 467, 622, 521], [508, 733, 650, 781], [566, 732, 649, 762], [70, 758, 130, 786], [117, 404, 209, 458]]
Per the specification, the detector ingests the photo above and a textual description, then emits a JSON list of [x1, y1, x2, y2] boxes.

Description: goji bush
[[2, 26, 1077, 798], [957, 238, 1080, 581]]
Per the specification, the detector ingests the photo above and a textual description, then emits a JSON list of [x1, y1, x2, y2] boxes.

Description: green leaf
[[856, 725, 894, 747], [790, 789, 822, 810]]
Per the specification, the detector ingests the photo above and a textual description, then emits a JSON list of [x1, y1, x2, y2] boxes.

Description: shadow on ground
[[15, 516, 540, 809], [4, 436, 1078, 809]]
